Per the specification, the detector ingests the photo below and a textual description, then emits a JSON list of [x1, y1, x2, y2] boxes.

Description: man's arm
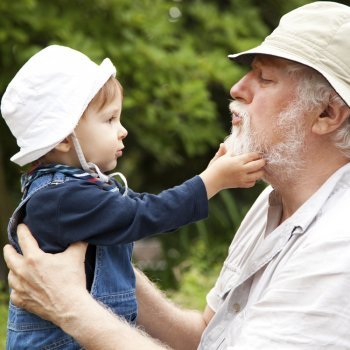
[[4, 225, 169, 349], [56, 291, 168, 350], [135, 268, 214, 350]]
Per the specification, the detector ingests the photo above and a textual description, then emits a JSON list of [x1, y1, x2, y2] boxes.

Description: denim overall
[[6, 172, 137, 350]]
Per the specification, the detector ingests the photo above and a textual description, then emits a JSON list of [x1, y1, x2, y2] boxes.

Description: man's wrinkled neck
[[267, 157, 350, 223]]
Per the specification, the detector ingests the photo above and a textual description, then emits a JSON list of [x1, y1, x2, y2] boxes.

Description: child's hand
[[199, 145, 265, 199], [208, 143, 227, 166]]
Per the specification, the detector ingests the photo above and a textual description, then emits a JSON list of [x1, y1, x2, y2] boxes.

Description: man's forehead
[[252, 55, 293, 70]]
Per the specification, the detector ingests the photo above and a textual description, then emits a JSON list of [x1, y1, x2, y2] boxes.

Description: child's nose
[[119, 125, 128, 139]]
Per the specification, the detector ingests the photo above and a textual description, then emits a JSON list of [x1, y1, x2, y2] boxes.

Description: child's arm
[[199, 143, 265, 199], [24, 175, 209, 250], [24, 146, 264, 249]]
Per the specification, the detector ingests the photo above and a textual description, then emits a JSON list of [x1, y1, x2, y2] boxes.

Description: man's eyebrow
[[251, 58, 263, 70], [252, 58, 286, 75]]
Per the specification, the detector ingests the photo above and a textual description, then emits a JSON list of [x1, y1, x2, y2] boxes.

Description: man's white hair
[[287, 61, 350, 158]]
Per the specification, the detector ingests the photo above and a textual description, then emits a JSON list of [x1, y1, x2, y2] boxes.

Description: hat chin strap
[[70, 132, 128, 196]]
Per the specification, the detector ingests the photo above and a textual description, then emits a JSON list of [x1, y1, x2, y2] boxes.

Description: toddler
[[1, 45, 265, 349]]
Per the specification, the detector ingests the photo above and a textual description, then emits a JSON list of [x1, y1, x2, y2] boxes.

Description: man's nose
[[230, 72, 254, 104]]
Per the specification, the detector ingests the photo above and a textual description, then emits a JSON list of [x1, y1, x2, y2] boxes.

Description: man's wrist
[[57, 290, 95, 334], [59, 290, 168, 350]]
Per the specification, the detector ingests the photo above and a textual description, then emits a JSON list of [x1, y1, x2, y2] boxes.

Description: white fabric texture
[[200, 162, 350, 349]]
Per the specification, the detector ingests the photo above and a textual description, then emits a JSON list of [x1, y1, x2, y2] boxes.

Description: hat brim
[[229, 45, 350, 107], [11, 143, 61, 166]]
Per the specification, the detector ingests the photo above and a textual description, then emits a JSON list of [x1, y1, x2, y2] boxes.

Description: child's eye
[[108, 117, 116, 124]]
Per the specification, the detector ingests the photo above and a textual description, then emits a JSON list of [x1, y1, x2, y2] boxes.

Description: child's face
[[74, 90, 127, 172]]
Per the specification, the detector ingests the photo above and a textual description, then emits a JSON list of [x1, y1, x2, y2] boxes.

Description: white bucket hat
[[228, 1, 350, 107], [1, 45, 116, 166]]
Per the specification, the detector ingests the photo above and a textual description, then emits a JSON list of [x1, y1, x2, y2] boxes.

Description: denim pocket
[[7, 301, 82, 350], [96, 289, 138, 324]]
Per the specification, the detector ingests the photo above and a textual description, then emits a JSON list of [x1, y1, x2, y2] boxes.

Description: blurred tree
[[0, 0, 314, 286]]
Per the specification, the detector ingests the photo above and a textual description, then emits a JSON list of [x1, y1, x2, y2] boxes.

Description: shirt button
[[232, 303, 240, 313]]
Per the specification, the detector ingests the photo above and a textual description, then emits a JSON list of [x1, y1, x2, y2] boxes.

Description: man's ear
[[53, 138, 72, 153], [312, 97, 350, 135]]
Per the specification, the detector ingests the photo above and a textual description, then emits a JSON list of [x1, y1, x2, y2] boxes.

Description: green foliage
[[0, 0, 315, 287], [0, 282, 9, 348], [167, 239, 222, 310], [0, 303, 7, 349]]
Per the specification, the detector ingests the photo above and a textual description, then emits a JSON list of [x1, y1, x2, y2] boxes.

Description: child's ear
[[312, 97, 350, 135], [53, 138, 72, 153]]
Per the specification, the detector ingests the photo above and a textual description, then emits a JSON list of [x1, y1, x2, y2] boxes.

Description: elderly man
[[4, 1, 350, 349]]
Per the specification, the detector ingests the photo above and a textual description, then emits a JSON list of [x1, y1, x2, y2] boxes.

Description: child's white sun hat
[[1, 45, 116, 166]]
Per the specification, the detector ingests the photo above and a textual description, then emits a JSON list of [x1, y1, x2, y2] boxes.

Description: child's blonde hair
[[85, 77, 123, 114]]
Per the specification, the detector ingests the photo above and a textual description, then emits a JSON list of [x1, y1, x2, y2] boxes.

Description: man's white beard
[[224, 100, 307, 183]]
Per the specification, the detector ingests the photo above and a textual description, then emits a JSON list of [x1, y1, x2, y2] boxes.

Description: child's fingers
[[244, 158, 266, 172], [209, 143, 227, 165], [241, 181, 257, 188], [236, 152, 264, 163], [216, 143, 227, 157], [241, 170, 265, 188], [248, 170, 265, 181]]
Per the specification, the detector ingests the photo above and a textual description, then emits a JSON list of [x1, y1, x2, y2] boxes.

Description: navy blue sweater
[[23, 175, 208, 253]]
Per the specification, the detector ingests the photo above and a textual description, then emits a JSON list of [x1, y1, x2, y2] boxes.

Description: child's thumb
[[209, 143, 227, 165], [216, 143, 227, 157]]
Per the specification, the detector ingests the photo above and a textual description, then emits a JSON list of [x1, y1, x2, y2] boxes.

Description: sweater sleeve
[[24, 175, 208, 252]]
